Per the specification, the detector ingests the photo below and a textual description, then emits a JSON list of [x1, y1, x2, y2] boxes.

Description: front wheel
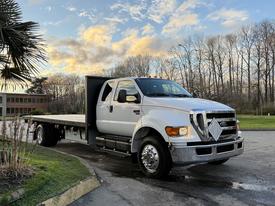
[[138, 136, 172, 178], [208, 158, 229, 165]]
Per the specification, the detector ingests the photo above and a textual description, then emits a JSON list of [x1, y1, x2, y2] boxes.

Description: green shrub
[[30, 109, 45, 115], [262, 104, 275, 115]]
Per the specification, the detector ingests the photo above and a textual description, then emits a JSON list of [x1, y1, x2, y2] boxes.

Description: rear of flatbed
[[24, 76, 111, 147]]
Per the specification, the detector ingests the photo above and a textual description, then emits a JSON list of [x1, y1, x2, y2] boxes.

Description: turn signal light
[[165, 126, 190, 137], [165, 127, 180, 136]]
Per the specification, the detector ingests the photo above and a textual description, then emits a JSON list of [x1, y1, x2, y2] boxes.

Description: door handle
[[133, 109, 140, 115], [109, 105, 113, 113]]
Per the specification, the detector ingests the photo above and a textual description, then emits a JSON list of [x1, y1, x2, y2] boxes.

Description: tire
[[138, 136, 172, 178], [208, 158, 229, 165], [34, 124, 58, 147]]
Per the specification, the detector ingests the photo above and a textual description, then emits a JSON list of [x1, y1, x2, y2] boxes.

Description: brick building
[[0, 93, 49, 116]]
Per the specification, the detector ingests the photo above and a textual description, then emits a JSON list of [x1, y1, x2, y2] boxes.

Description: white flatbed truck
[[26, 76, 244, 178]]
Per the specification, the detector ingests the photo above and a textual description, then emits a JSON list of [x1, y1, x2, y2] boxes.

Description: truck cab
[[94, 77, 244, 178]]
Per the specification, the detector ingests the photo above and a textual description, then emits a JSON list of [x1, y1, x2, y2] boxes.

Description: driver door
[[108, 80, 141, 136]]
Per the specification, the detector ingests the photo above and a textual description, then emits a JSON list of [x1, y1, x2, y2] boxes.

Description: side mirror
[[127, 93, 141, 103], [117, 89, 127, 103]]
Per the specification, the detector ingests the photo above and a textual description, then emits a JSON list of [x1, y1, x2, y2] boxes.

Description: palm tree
[[0, 0, 46, 90]]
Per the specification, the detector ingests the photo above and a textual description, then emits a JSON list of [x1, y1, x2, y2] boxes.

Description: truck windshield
[[135, 78, 192, 98]]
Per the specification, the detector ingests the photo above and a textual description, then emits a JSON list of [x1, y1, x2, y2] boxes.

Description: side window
[[114, 80, 139, 101], [101, 81, 114, 102]]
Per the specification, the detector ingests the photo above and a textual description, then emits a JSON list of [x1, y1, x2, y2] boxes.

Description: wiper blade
[[147, 93, 171, 97], [171, 94, 192, 97]]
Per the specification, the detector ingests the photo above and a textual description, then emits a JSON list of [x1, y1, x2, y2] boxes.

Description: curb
[[37, 147, 101, 206], [39, 176, 100, 206]]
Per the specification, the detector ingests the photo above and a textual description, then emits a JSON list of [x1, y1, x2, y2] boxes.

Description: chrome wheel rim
[[37, 128, 43, 144], [141, 144, 159, 173]]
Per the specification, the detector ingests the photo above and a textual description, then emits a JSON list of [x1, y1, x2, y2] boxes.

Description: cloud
[[148, 0, 177, 23], [162, 0, 201, 35], [65, 6, 98, 23], [110, 1, 147, 21], [78, 10, 97, 22], [43, 20, 63, 26], [46, 6, 52, 12], [104, 16, 128, 24], [176, 0, 201, 12], [142, 23, 155, 36], [80, 24, 115, 46], [207, 8, 249, 28], [66, 6, 77, 12], [47, 23, 170, 75], [162, 13, 199, 35], [47, 24, 116, 74]]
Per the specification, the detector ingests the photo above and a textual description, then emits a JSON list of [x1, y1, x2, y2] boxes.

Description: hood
[[143, 97, 234, 112]]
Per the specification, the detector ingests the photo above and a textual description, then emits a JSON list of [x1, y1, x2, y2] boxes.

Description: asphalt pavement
[[53, 131, 275, 206]]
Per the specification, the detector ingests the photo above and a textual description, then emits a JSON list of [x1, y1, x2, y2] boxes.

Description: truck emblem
[[208, 118, 223, 141]]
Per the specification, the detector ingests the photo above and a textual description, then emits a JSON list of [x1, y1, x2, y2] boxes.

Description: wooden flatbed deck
[[25, 114, 86, 128]]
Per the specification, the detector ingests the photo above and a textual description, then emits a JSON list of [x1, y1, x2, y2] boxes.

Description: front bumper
[[170, 137, 244, 165]]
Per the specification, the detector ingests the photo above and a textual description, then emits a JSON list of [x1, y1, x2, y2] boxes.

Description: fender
[[131, 106, 198, 153]]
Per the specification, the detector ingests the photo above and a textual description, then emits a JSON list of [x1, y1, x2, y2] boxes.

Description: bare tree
[[108, 55, 152, 78], [241, 25, 255, 102]]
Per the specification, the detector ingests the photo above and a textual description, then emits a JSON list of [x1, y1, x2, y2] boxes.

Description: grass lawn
[[0, 145, 90, 206], [237, 115, 275, 130]]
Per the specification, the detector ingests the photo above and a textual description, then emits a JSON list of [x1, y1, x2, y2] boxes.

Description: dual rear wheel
[[34, 124, 59, 147]]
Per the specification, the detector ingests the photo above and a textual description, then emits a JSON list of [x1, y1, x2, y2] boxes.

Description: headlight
[[165, 126, 191, 137]]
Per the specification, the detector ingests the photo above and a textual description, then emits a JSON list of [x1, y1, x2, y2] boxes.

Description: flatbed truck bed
[[29, 114, 86, 128]]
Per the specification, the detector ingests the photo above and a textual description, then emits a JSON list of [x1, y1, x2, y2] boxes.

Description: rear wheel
[[34, 124, 58, 147], [208, 158, 229, 165], [138, 136, 172, 178]]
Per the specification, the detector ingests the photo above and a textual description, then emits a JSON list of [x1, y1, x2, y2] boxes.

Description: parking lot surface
[[54, 131, 275, 206]]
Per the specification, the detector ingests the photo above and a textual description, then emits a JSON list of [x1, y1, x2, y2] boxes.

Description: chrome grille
[[190, 111, 237, 141], [206, 112, 237, 140]]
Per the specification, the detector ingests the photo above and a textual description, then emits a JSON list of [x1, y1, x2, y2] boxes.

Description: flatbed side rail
[[24, 114, 86, 128]]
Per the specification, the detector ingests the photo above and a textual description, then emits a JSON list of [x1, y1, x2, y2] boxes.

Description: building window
[[16, 98, 19, 103], [15, 108, 18, 113], [11, 108, 14, 114], [0, 97, 2, 104], [24, 108, 27, 113], [7, 108, 10, 114], [11, 98, 14, 103], [24, 98, 27, 103], [28, 98, 31, 103], [7, 98, 10, 102], [20, 98, 23, 103]]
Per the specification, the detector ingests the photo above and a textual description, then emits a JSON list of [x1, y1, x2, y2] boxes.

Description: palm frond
[[0, 54, 8, 63], [2, 21, 46, 74], [0, 0, 46, 87], [1, 65, 31, 82], [0, 0, 21, 25]]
